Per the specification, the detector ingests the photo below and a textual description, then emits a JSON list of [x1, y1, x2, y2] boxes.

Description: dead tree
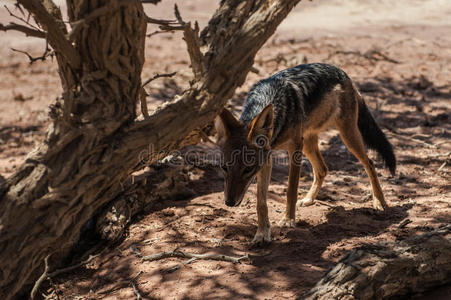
[[0, 0, 301, 298], [303, 225, 451, 300]]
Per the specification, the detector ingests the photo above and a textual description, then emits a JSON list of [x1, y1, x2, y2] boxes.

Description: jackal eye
[[243, 166, 255, 176]]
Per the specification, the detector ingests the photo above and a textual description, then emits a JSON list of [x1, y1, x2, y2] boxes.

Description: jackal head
[[215, 104, 274, 207]]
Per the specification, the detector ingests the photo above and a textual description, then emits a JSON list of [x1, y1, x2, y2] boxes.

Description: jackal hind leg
[[278, 138, 303, 228], [337, 123, 388, 210], [252, 159, 272, 246], [298, 135, 328, 207]]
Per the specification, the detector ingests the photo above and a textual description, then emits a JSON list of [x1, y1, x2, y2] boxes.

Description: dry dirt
[[1, 0, 450, 299]]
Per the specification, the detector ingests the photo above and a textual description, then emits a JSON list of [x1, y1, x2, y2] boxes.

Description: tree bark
[[303, 225, 451, 300], [0, 0, 301, 298]]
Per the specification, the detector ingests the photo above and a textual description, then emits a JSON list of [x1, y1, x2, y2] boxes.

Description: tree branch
[[122, 0, 301, 149], [146, 5, 205, 80], [11, 46, 54, 64], [17, 0, 81, 69], [142, 71, 177, 88], [146, 15, 179, 27], [0, 22, 46, 38]]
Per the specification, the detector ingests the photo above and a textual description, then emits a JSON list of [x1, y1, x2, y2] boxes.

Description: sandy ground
[[0, 0, 450, 299]]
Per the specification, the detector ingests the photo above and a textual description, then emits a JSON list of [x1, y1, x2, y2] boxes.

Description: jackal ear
[[247, 104, 274, 148], [215, 108, 242, 145]]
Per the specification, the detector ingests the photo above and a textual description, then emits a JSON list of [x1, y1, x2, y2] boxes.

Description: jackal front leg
[[252, 159, 272, 246], [279, 138, 303, 227]]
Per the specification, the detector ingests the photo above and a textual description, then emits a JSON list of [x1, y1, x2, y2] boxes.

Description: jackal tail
[[357, 100, 396, 176]]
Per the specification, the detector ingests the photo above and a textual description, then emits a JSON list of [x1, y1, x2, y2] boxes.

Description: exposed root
[[47, 254, 100, 278], [30, 255, 49, 300], [142, 248, 249, 273]]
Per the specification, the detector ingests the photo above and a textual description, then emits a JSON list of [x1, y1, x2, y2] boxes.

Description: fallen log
[[303, 225, 451, 300]]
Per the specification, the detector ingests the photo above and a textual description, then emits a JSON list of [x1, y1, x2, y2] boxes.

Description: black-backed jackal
[[215, 63, 396, 245]]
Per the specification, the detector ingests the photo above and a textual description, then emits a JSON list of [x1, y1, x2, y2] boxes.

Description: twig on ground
[[44, 275, 61, 300], [326, 49, 400, 64], [315, 200, 335, 208], [256, 53, 288, 66], [165, 257, 198, 273], [386, 131, 436, 149], [438, 162, 447, 171], [48, 254, 100, 278], [426, 151, 451, 159], [97, 271, 143, 295], [435, 141, 450, 147], [399, 219, 412, 228], [142, 248, 249, 272], [30, 255, 49, 300], [130, 281, 142, 300]]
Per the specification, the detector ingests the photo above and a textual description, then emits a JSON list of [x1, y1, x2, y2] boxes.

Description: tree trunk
[[303, 225, 451, 300], [0, 0, 301, 298]]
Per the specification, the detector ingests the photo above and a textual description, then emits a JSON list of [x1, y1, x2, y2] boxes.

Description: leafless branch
[[174, 3, 184, 25], [142, 72, 177, 88], [17, 0, 81, 69], [145, 4, 205, 79], [11, 42, 54, 64], [4, 4, 41, 31], [174, 5, 205, 79], [140, 72, 176, 118], [146, 15, 179, 27], [146, 29, 172, 37], [0, 22, 46, 38]]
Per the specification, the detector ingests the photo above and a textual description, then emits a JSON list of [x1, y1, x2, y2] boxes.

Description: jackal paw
[[372, 197, 388, 211], [250, 228, 271, 247], [278, 217, 296, 228], [298, 197, 314, 207]]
